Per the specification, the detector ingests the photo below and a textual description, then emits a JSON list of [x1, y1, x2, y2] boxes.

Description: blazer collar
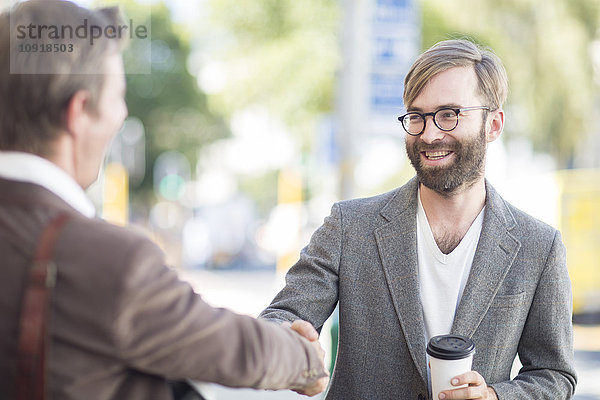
[[0, 152, 95, 218], [379, 176, 419, 222], [374, 176, 427, 384], [0, 177, 83, 217], [374, 177, 521, 385], [379, 177, 518, 230], [450, 181, 521, 336]]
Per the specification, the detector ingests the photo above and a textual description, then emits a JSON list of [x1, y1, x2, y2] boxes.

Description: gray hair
[[0, 0, 125, 156]]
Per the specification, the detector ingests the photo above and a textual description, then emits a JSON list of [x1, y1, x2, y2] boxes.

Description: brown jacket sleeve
[[111, 238, 326, 390]]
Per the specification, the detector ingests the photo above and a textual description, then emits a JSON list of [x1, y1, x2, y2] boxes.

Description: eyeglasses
[[398, 106, 490, 136]]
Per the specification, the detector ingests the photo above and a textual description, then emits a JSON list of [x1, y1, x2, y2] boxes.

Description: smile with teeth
[[423, 151, 452, 160]]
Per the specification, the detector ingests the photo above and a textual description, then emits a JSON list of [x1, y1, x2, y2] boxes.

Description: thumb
[[291, 319, 319, 341]]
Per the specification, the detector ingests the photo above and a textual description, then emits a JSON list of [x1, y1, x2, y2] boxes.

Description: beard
[[405, 121, 487, 195]]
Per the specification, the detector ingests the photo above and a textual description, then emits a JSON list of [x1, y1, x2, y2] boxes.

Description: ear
[[485, 108, 504, 143], [64, 90, 91, 140]]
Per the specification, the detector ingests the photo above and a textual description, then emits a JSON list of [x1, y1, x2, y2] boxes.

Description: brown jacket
[[0, 178, 324, 399]]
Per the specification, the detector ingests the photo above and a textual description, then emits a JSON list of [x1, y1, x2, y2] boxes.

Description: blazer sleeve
[[110, 238, 327, 390], [259, 203, 342, 332], [490, 231, 577, 399]]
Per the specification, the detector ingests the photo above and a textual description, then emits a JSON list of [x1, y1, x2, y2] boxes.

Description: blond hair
[[403, 39, 508, 110]]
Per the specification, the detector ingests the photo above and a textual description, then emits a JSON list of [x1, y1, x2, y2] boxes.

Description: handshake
[[283, 320, 331, 397]]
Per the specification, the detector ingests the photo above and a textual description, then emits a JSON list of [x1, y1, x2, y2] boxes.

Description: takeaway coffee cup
[[427, 334, 476, 400]]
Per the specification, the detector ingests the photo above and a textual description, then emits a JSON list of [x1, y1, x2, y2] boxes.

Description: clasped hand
[[284, 320, 330, 397], [438, 371, 498, 399]]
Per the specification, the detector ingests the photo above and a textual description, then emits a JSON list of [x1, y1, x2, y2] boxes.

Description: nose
[[420, 115, 446, 144]]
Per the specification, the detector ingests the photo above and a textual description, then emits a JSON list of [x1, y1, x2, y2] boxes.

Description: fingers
[[291, 319, 319, 341], [287, 320, 324, 361], [439, 386, 480, 399], [287, 320, 329, 396], [294, 376, 330, 397], [310, 337, 327, 361], [451, 371, 485, 387], [293, 343, 329, 397], [439, 371, 490, 399]]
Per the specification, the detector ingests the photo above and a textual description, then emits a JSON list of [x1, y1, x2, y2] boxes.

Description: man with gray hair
[[261, 39, 577, 399], [0, 1, 328, 399]]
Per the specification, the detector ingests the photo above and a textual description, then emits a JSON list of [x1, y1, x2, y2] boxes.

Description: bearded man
[[259, 39, 576, 400]]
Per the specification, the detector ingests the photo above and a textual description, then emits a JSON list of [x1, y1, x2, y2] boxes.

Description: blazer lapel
[[374, 177, 428, 385], [451, 181, 522, 337]]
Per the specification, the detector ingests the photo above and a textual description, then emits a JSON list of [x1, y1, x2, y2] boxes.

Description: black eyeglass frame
[[397, 106, 490, 136]]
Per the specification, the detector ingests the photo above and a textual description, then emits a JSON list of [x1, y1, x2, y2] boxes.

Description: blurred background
[[3, 0, 600, 398]]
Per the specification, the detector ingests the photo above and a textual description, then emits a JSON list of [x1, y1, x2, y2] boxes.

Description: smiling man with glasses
[[260, 39, 576, 400]]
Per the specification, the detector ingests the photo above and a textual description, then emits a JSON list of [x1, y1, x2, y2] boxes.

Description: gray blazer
[[261, 177, 577, 400]]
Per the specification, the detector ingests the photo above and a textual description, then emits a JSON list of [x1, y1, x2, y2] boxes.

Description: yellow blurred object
[[276, 250, 301, 274], [276, 168, 303, 272], [102, 162, 129, 226], [556, 169, 600, 315], [278, 168, 303, 204]]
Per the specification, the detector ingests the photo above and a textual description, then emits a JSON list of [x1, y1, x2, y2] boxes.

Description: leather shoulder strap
[[17, 213, 70, 400]]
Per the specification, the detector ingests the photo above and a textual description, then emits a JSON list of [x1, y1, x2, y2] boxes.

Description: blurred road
[[180, 269, 328, 400], [179, 269, 600, 400], [573, 325, 600, 400]]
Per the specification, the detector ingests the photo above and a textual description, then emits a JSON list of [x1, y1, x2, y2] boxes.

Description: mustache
[[413, 141, 460, 152]]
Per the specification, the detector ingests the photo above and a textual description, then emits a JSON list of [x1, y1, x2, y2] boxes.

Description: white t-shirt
[[416, 189, 485, 343]]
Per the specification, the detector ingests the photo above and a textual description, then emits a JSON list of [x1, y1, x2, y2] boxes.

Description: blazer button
[[418, 394, 425, 400]]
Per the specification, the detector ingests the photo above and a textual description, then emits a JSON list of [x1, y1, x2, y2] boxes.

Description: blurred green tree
[[420, 0, 600, 168], [120, 1, 229, 207], [203, 0, 340, 153], [190, 0, 341, 213]]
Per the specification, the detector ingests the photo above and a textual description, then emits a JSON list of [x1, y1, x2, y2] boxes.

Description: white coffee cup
[[427, 335, 476, 400]]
